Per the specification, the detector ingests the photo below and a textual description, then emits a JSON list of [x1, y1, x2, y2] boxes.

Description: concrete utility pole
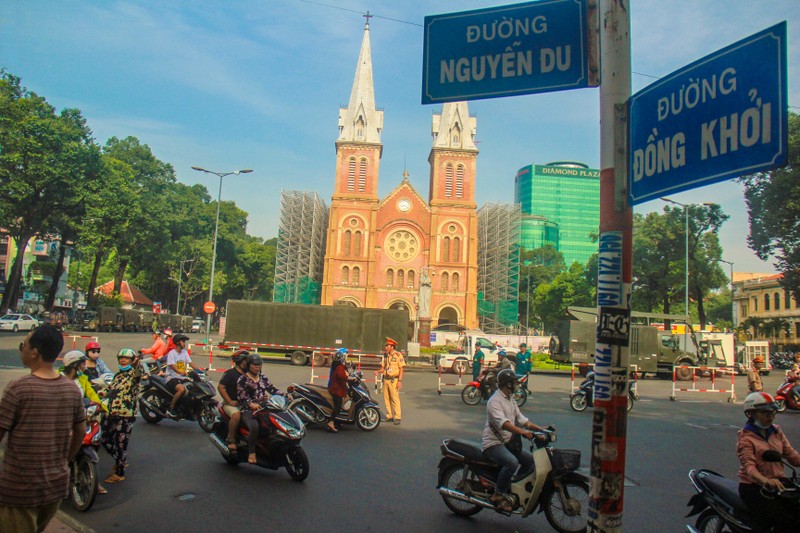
[[588, 1, 631, 531]]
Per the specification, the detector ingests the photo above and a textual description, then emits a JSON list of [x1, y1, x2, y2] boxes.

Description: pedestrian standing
[[101, 348, 143, 485], [0, 326, 85, 533], [381, 337, 405, 425], [517, 343, 532, 374], [747, 356, 765, 393], [472, 346, 485, 381]]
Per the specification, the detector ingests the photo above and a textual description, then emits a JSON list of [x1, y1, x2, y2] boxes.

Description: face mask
[[119, 364, 132, 371]]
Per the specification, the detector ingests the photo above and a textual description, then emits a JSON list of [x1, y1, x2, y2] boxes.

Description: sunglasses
[[88, 349, 100, 354]]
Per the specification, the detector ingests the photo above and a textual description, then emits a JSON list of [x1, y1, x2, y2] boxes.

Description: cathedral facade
[[320, 22, 479, 330]]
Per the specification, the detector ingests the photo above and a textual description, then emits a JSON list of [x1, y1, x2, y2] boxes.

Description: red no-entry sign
[[203, 301, 216, 314]]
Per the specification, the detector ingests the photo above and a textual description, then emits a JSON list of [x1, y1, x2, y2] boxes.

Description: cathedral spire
[[431, 101, 477, 151], [338, 21, 383, 143]]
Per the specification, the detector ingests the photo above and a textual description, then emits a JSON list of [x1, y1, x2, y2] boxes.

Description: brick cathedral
[[320, 21, 480, 331]]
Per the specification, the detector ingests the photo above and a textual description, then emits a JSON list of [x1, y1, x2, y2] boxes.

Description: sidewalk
[[0, 369, 92, 533]]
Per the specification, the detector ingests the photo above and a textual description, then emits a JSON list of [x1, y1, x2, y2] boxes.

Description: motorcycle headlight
[[270, 414, 304, 439]]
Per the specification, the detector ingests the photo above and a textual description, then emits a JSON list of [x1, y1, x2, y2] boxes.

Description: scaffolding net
[[273, 191, 328, 304], [477, 203, 521, 334]]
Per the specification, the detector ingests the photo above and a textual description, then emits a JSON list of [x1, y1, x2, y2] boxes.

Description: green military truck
[[223, 300, 408, 366], [549, 307, 726, 380]]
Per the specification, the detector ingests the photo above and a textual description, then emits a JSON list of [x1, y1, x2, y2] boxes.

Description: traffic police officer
[[381, 337, 405, 425]]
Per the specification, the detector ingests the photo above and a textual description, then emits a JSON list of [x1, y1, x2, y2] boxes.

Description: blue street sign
[[422, 0, 593, 105], [628, 22, 788, 206]]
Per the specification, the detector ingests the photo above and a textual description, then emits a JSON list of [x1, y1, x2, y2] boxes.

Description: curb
[[45, 511, 95, 533]]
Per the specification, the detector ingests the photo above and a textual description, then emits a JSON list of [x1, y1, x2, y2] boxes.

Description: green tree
[[686, 203, 729, 329], [741, 112, 800, 301], [520, 245, 566, 328], [533, 262, 594, 331], [0, 71, 101, 310]]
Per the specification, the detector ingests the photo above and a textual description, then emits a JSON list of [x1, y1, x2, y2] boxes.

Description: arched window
[[443, 236, 450, 262], [752, 297, 758, 311], [342, 230, 351, 256], [441, 272, 449, 291], [397, 269, 405, 289], [341, 266, 349, 285], [358, 158, 367, 192], [352, 266, 360, 286], [445, 163, 453, 198], [408, 270, 415, 289], [356, 117, 365, 140], [764, 293, 771, 311], [453, 236, 461, 263], [354, 231, 362, 257], [452, 272, 460, 291], [386, 268, 394, 287], [786, 290, 793, 309], [774, 292, 781, 310], [455, 165, 464, 198], [347, 158, 356, 192]]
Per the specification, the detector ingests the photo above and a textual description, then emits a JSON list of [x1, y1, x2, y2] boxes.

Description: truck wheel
[[312, 352, 328, 367], [291, 351, 308, 366], [451, 359, 469, 375], [675, 365, 694, 381]]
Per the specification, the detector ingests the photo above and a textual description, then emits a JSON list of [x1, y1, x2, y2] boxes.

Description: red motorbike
[[775, 377, 800, 412], [70, 401, 103, 511], [461, 367, 529, 407]]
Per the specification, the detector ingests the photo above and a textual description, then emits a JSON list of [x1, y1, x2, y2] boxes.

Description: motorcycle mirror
[[762, 449, 783, 462]]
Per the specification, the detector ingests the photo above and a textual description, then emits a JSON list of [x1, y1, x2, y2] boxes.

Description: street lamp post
[[191, 166, 253, 342], [176, 259, 194, 315], [717, 259, 734, 330]]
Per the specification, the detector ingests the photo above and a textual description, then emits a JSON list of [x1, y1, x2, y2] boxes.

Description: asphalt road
[[1, 330, 799, 532]]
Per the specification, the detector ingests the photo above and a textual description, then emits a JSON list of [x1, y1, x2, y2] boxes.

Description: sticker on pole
[[628, 22, 788, 205], [203, 301, 216, 314]]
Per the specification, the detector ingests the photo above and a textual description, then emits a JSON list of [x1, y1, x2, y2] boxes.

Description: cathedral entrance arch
[[334, 297, 361, 307], [386, 299, 415, 320], [436, 305, 460, 328]]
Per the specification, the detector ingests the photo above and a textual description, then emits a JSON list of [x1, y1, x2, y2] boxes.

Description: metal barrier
[[357, 354, 384, 393], [187, 342, 227, 372], [62, 334, 99, 351], [570, 363, 638, 395], [669, 365, 736, 402], [437, 360, 467, 395]]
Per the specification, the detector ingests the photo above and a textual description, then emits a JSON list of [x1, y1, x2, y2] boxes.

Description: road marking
[[686, 423, 708, 430]]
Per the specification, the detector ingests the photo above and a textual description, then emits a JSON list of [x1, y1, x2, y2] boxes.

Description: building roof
[[96, 281, 154, 306]]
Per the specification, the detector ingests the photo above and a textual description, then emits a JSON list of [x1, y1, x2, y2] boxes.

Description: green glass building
[[515, 162, 600, 266]]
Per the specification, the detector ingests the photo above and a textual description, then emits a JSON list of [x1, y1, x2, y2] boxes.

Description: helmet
[[173, 333, 189, 344], [334, 348, 348, 364], [743, 392, 778, 415], [497, 350, 507, 358], [246, 354, 263, 372], [117, 348, 137, 360], [63, 350, 86, 368], [753, 356, 765, 364], [163, 328, 173, 336], [232, 349, 250, 365], [497, 369, 518, 389], [85, 341, 101, 352]]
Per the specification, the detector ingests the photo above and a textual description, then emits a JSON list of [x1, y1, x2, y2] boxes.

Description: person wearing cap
[[380, 337, 405, 425], [140, 330, 168, 372], [747, 356, 765, 393], [101, 348, 143, 485], [59, 350, 107, 410], [517, 343, 532, 375], [83, 341, 111, 381], [218, 350, 250, 451]]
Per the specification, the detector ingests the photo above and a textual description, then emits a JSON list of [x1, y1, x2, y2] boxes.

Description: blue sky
[[3, 0, 798, 274]]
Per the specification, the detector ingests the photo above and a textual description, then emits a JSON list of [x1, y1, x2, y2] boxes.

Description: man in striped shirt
[[0, 325, 85, 533]]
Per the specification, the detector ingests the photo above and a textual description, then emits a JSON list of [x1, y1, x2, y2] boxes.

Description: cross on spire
[[363, 11, 372, 28]]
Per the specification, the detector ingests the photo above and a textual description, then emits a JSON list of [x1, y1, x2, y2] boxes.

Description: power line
[[297, 0, 422, 26]]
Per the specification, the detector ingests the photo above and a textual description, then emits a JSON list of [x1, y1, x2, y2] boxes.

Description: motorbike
[[436, 427, 589, 533], [685, 450, 800, 532], [774, 377, 800, 412], [461, 367, 529, 407], [138, 369, 218, 432], [69, 400, 103, 511], [208, 395, 309, 481], [287, 368, 381, 431], [569, 371, 637, 413]]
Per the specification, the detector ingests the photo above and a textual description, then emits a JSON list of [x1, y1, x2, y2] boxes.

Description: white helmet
[[743, 392, 778, 415], [63, 350, 86, 368]]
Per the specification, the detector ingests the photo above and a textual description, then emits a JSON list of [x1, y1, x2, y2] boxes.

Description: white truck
[[438, 331, 519, 374], [736, 340, 772, 375]]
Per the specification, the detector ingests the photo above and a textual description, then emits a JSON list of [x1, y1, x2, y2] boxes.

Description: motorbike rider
[[327, 348, 356, 433], [737, 391, 800, 532], [747, 356, 765, 393], [140, 330, 168, 372], [163, 328, 175, 354], [217, 350, 250, 451], [164, 334, 203, 418], [83, 341, 111, 381], [237, 354, 281, 464], [482, 369, 548, 512], [486, 350, 515, 392], [786, 363, 800, 404], [60, 350, 107, 411]]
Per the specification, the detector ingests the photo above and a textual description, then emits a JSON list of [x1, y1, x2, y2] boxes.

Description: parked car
[[0, 313, 39, 332], [191, 319, 203, 333]]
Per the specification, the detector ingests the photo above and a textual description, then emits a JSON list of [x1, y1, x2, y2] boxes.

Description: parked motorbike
[[461, 367, 529, 407], [775, 377, 800, 412], [685, 450, 800, 532], [436, 427, 589, 533], [138, 369, 218, 432], [69, 400, 103, 511], [287, 368, 381, 431], [569, 371, 637, 413], [208, 395, 309, 481]]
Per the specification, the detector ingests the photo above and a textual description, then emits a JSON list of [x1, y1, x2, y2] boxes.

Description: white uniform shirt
[[482, 389, 529, 450]]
